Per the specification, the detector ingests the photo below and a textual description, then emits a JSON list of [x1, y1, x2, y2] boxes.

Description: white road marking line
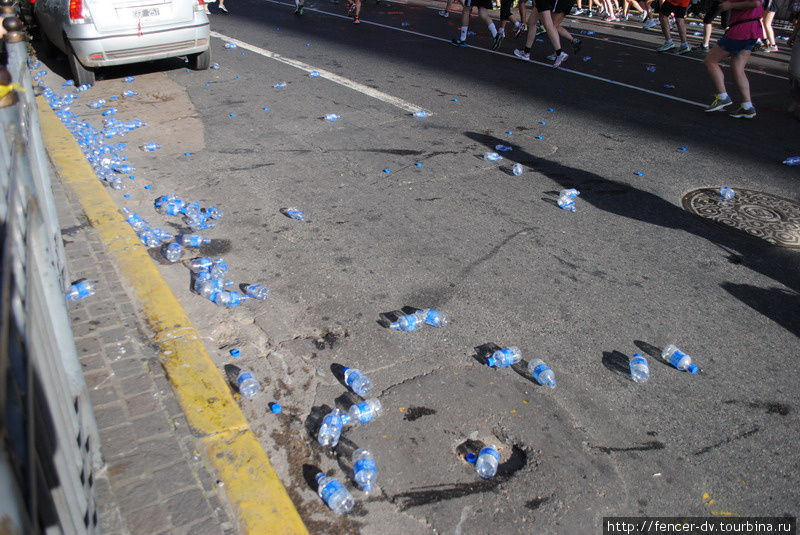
[[257, 0, 706, 108], [210, 30, 429, 114]]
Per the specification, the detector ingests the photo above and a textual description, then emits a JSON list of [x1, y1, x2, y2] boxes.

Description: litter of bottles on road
[[719, 186, 735, 200], [557, 188, 580, 211], [66, 279, 96, 301], [282, 207, 305, 220], [782, 156, 800, 166]]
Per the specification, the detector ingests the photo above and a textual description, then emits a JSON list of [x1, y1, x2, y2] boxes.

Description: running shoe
[[513, 48, 531, 60], [514, 23, 526, 38], [657, 40, 676, 52], [675, 42, 692, 54], [642, 18, 658, 29], [219, 4, 228, 11], [438, 9, 449, 16], [574, 7, 587, 14], [729, 105, 756, 119], [452, 37, 467, 46], [639, 11, 647, 21], [701, 43, 710, 51], [491, 33, 504, 50], [705, 95, 733, 112], [353, 15, 360, 22], [572, 36, 583, 52], [552, 51, 569, 67], [294, 4, 304, 14], [765, 44, 778, 52], [546, 53, 556, 61]]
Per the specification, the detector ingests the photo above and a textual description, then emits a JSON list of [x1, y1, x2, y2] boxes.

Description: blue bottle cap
[[486, 356, 496, 367], [688, 364, 699, 374], [465, 452, 477, 463], [271, 403, 282, 414], [635, 172, 643, 176], [383, 168, 391, 174], [415, 162, 422, 167], [230, 348, 240, 357]]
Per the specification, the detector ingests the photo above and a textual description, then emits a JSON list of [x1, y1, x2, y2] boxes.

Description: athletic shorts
[[534, 0, 553, 11], [553, 0, 577, 13], [702, 0, 730, 25], [465, 0, 494, 9], [718, 35, 757, 53], [660, 1, 688, 17], [500, 0, 515, 19]]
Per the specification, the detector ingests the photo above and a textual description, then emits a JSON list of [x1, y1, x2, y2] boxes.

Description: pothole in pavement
[[682, 188, 800, 249]]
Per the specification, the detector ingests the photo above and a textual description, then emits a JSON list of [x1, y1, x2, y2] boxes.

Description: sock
[[488, 22, 498, 37], [718, 92, 729, 100], [460, 26, 468, 40], [499, 27, 506, 36], [524, 46, 531, 53], [742, 102, 753, 110], [555, 48, 563, 55]]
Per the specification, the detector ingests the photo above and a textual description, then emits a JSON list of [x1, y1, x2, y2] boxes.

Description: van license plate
[[134, 7, 160, 17]]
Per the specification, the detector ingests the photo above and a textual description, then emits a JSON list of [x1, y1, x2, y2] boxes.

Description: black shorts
[[702, 0, 730, 25], [500, 0, 515, 19], [660, 1, 687, 17], [553, 0, 577, 13], [534, 0, 553, 11], [465, 0, 493, 8]]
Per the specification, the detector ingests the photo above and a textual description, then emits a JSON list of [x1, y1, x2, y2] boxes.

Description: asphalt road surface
[[38, 1, 799, 533]]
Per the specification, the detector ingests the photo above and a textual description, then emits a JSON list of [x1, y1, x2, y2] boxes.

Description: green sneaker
[[729, 105, 756, 119], [705, 95, 733, 112]]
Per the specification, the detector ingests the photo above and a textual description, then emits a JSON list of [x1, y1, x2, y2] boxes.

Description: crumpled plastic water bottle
[[719, 186, 735, 200], [162, 242, 183, 262], [348, 399, 382, 424], [486, 346, 521, 368], [140, 142, 161, 152], [352, 449, 378, 493], [224, 42, 237, 49], [283, 207, 305, 220], [422, 308, 448, 327], [66, 280, 96, 301], [557, 188, 580, 211], [87, 99, 106, 109], [413, 110, 429, 118], [178, 234, 210, 247], [512, 163, 523, 176], [484, 152, 502, 162], [273, 81, 286, 89], [324, 113, 340, 122], [244, 284, 270, 300]]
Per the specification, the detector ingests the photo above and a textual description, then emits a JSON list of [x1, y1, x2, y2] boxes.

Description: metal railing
[[0, 11, 101, 535]]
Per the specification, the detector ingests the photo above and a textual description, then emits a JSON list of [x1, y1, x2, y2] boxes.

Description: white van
[[35, 0, 211, 85]]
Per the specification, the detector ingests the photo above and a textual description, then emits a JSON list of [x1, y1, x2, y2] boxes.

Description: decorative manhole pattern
[[682, 188, 800, 249]]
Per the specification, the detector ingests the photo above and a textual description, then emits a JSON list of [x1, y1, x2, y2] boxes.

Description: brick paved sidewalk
[[52, 173, 240, 535]]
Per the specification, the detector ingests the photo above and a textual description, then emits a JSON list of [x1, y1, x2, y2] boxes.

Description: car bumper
[[69, 22, 210, 67]]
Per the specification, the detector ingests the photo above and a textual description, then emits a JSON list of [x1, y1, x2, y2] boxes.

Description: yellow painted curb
[[38, 97, 309, 535]]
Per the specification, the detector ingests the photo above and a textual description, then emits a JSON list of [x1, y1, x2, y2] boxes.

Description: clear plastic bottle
[[486, 346, 521, 368], [206, 206, 223, 220], [210, 259, 229, 279], [343, 367, 373, 397], [141, 142, 161, 152], [162, 242, 183, 262], [316, 473, 354, 515], [66, 280, 96, 301], [512, 163, 523, 176], [719, 186, 735, 200], [236, 369, 260, 398], [661, 344, 698, 374], [213, 291, 248, 308], [495, 144, 512, 152], [348, 399, 382, 425], [324, 113, 340, 122], [283, 207, 305, 220], [483, 152, 502, 162], [318, 408, 347, 447], [189, 257, 213, 272], [413, 110, 429, 118], [528, 358, 556, 387], [629, 353, 650, 383], [244, 284, 270, 300], [352, 449, 378, 493], [391, 310, 426, 331], [422, 309, 449, 327], [557, 188, 580, 212], [178, 234, 211, 247], [475, 445, 500, 479], [782, 156, 800, 166]]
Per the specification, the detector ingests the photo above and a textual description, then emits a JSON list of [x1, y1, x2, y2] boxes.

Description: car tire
[[189, 48, 211, 70], [68, 49, 96, 86]]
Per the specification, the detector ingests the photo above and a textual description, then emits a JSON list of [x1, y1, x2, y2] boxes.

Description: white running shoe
[[552, 51, 568, 67], [513, 49, 530, 61], [642, 18, 658, 29], [438, 9, 449, 16]]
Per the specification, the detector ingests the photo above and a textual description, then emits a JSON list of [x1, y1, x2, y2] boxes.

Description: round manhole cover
[[682, 188, 800, 249]]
